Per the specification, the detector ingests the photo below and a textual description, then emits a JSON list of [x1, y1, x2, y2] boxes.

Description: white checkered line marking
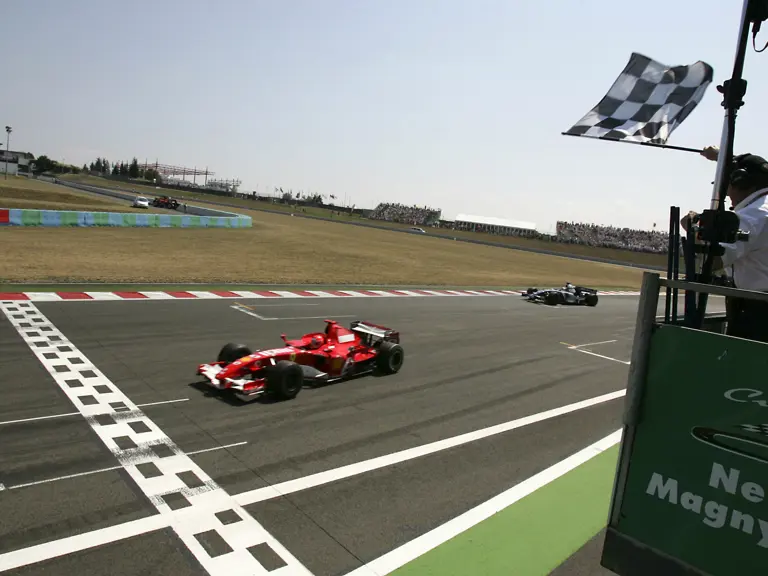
[[0, 386, 627, 571], [0, 302, 312, 576]]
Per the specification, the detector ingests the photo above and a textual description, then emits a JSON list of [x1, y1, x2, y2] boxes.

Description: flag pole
[[560, 132, 702, 154]]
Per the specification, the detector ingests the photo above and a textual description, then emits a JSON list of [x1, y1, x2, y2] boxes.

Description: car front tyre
[[217, 342, 252, 364], [266, 360, 304, 400]]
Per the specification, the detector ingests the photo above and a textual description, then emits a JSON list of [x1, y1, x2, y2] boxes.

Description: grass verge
[[0, 175, 144, 212], [0, 211, 646, 286], [392, 445, 619, 576], [2, 175, 649, 287]]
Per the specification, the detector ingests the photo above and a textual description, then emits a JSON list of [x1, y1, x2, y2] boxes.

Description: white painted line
[[344, 429, 623, 576], [0, 303, 312, 576], [7, 465, 124, 490], [272, 315, 356, 321], [231, 304, 354, 322], [230, 305, 269, 320], [568, 340, 618, 349], [0, 398, 189, 427], [136, 398, 190, 408], [0, 515, 170, 573], [570, 348, 630, 366], [0, 411, 81, 426], [234, 388, 626, 507], [240, 303, 320, 308], [3, 442, 249, 491], [187, 441, 248, 455]]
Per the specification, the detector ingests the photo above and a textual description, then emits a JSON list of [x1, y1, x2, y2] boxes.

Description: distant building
[[453, 213, 539, 237], [0, 150, 35, 176]]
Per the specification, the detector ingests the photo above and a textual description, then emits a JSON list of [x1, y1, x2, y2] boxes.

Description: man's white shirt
[[721, 186, 768, 291]]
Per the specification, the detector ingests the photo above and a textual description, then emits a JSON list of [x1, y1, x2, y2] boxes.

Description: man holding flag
[[683, 147, 768, 342]]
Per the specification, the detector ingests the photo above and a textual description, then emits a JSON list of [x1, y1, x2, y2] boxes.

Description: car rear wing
[[350, 320, 400, 343]]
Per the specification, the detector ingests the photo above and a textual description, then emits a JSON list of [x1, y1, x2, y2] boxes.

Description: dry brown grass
[[59, 173, 672, 269], [0, 176, 146, 213], [0, 207, 645, 287]]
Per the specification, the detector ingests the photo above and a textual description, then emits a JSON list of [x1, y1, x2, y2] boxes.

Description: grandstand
[[453, 214, 538, 237], [360, 202, 670, 253], [137, 160, 243, 195]]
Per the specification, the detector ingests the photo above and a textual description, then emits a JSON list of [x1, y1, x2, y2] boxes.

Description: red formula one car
[[196, 319, 404, 402]]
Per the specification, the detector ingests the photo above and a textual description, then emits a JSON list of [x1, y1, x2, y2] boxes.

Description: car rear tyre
[[585, 294, 598, 307], [266, 360, 304, 400], [376, 341, 404, 374], [217, 343, 252, 364]]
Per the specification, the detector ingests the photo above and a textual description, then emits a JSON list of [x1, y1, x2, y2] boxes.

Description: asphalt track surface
[[0, 293, 713, 575]]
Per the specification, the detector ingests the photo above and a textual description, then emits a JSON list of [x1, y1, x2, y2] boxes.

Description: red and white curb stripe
[[0, 289, 641, 302]]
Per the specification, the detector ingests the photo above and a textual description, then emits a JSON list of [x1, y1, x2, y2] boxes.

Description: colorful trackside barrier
[[0, 208, 252, 228]]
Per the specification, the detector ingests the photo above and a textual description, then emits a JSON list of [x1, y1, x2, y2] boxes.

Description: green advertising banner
[[612, 324, 768, 575]]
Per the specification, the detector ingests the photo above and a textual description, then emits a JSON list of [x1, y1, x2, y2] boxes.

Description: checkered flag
[[564, 53, 713, 145]]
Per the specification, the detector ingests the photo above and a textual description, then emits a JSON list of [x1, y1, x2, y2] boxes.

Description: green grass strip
[[393, 445, 618, 576]]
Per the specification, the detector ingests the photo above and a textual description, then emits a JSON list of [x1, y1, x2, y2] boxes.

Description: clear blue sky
[[2, 0, 766, 231]]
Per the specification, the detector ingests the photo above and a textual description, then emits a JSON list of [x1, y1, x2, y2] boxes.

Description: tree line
[[25, 154, 160, 184], [87, 157, 161, 184]]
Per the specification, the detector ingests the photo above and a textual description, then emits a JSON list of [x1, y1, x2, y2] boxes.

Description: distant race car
[[196, 319, 404, 402], [151, 195, 180, 210], [522, 283, 599, 307], [132, 196, 149, 209]]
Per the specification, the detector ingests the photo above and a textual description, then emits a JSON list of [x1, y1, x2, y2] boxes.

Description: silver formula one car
[[522, 283, 599, 307]]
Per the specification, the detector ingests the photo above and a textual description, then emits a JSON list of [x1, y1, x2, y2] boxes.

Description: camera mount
[[667, 0, 768, 329]]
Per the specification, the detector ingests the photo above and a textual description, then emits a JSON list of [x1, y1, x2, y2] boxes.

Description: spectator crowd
[[368, 203, 442, 226], [555, 221, 668, 254], [367, 203, 669, 254]]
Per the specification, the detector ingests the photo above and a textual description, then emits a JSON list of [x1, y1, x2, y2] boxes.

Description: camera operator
[[681, 147, 768, 342]]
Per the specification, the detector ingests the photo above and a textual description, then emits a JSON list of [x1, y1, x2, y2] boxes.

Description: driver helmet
[[309, 336, 323, 349]]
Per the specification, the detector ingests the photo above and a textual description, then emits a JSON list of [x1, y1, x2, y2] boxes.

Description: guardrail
[[0, 208, 251, 228]]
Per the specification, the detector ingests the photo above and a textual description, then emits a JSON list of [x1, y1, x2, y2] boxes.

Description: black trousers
[[725, 295, 768, 343]]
